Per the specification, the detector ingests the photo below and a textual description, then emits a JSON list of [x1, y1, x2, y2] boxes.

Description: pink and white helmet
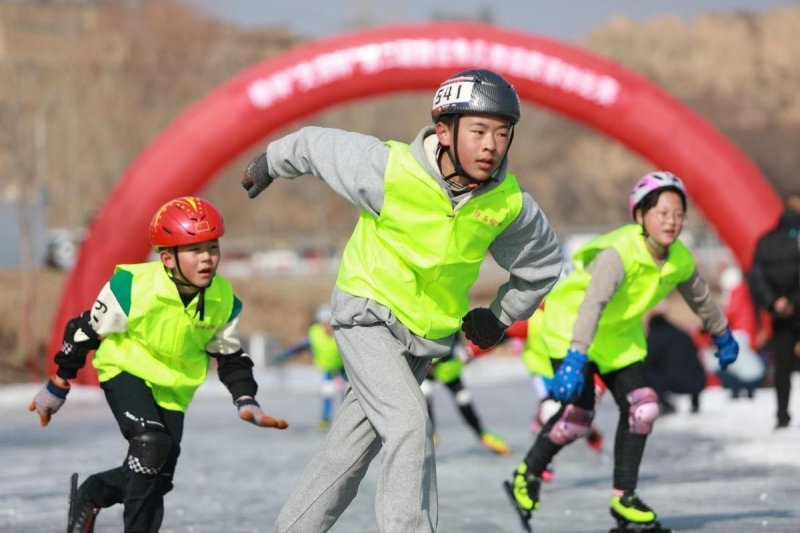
[[628, 171, 687, 218]]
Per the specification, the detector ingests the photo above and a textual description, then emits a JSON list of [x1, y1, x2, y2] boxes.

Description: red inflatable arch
[[49, 23, 781, 383]]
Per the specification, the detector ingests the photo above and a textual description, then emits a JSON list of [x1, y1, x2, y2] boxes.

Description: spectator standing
[[644, 306, 706, 414], [749, 191, 800, 429]]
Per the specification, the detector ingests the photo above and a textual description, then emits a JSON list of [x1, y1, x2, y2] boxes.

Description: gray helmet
[[431, 69, 521, 124]]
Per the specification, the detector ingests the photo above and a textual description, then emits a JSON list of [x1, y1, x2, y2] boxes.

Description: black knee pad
[[127, 421, 172, 476]]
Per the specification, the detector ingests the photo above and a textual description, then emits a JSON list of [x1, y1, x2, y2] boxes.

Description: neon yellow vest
[[336, 140, 523, 339], [522, 312, 552, 378], [308, 323, 343, 372], [523, 224, 695, 376], [431, 356, 464, 384], [93, 262, 234, 412]]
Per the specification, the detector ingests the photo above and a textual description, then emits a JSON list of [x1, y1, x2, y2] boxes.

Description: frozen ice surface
[[2, 357, 799, 532]]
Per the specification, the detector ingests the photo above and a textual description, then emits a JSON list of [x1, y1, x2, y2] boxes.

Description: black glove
[[461, 308, 508, 349], [54, 311, 101, 380], [241, 153, 274, 199]]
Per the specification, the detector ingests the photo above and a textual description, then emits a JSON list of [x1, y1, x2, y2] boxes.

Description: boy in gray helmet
[[242, 68, 563, 533]]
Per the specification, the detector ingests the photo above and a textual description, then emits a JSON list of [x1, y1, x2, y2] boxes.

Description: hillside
[[1, 2, 799, 381]]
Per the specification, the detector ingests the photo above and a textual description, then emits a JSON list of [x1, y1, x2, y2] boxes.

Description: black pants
[[81, 372, 184, 532], [772, 319, 800, 424], [426, 376, 484, 437], [524, 361, 651, 491]]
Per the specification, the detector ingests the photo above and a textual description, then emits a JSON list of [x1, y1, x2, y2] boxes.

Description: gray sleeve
[[487, 193, 563, 326], [265, 126, 390, 215], [570, 248, 625, 353], [676, 269, 728, 336]]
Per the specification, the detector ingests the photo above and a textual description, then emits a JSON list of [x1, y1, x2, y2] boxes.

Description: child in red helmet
[[29, 196, 288, 533]]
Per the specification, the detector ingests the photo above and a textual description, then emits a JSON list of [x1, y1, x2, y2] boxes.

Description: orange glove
[[235, 397, 289, 429]]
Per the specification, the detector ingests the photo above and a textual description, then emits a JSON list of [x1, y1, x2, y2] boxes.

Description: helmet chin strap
[[168, 247, 211, 321], [438, 148, 479, 188], [438, 116, 514, 188]]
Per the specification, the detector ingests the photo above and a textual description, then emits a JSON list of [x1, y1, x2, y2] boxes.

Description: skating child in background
[[422, 336, 511, 455], [273, 305, 347, 430], [28, 196, 288, 532], [504, 172, 739, 532]]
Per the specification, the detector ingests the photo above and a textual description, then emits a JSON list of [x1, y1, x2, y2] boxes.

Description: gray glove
[[28, 379, 70, 427], [235, 397, 289, 429], [241, 153, 274, 199]]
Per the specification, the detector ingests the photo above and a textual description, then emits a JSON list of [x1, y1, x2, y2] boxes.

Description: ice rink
[[2, 357, 798, 532]]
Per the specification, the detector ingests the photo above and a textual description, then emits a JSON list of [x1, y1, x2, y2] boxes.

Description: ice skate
[[67, 473, 100, 533], [480, 431, 511, 455], [503, 462, 541, 532], [609, 491, 671, 532]]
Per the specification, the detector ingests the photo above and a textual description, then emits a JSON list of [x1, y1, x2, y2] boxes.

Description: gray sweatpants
[[275, 323, 437, 533]]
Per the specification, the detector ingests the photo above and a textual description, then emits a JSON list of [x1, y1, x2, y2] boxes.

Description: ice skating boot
[[609, 491, 671, 532], [67, 473, 100, 533], [480, 431, 512, 455], [502, 462, 542, 532]]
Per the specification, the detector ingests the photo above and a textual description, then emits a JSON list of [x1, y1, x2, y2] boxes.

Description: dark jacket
[[749, 210, 800, 316], [645, 315, 706, 395]]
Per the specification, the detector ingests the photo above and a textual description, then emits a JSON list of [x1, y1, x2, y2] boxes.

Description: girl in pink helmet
[[506, 172, 739, 532]]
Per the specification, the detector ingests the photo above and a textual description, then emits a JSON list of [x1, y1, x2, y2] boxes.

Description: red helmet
[[149, 196, 225, 247]]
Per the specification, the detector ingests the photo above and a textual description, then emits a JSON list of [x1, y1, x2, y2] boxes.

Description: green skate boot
[[502, 462, 541, 532], [609, 491, 671, 532], [480, 431, 511, 455]]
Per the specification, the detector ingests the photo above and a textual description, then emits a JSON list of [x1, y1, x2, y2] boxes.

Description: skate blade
[[502, 480, 533, 532], [68, 472, 78, 529], [610, 520, 672, 532]]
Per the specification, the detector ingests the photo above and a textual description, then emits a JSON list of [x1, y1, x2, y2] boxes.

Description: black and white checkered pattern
[[127, 454, 159, 476]]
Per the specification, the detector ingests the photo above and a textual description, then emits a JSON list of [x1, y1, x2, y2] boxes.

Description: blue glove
[[550, 349, 588, 402], [711, 328, 739, 371]]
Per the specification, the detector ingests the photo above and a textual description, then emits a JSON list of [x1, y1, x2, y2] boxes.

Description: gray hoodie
[[264, 125, 563, 357]]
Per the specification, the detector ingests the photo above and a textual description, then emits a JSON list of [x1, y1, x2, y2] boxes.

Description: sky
[[180, 0, 800, 41]]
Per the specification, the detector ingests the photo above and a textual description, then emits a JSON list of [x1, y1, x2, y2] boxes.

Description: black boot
[[67, 474, 100, 533]]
